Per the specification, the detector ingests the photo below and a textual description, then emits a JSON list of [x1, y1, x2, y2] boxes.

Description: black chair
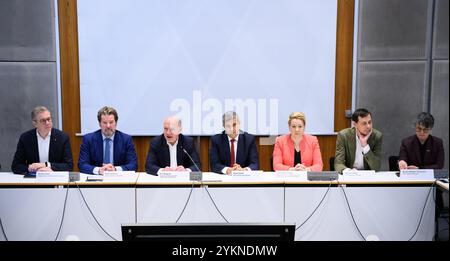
[[329, 157, 335, 171], [388, 156, 399, 171]]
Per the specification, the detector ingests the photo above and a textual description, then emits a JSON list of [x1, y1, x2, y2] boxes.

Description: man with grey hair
[[398, 112, 444, 170], [145, 116, 201, 175], [78, 106, 137, 174], [12, 106, 73, 174], [209, 111, 259, 175]]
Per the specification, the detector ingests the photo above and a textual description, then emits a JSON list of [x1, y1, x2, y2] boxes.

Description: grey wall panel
[[0, 62, 58, 172], [432, 0, 449, 59], [358, 0, 430, 60], [430, 60, 449, 169], [356, 62, 427, 170], [0, 0, 55, 61]]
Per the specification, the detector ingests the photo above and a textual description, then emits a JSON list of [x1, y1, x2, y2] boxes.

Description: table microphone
[[181, 146, 202, 181]]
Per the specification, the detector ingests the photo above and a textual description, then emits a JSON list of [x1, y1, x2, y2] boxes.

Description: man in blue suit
[[11, 106, 73, 174], [78, 106, 137, 174], [209, 111, 259, 175], [145, 116, 201, 175]]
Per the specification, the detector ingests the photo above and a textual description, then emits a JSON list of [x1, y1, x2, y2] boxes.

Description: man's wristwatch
[[45, 162, 48, 167]]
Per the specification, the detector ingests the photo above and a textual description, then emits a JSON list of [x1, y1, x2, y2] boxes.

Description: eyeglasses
[[37, 117, 52, 124], [415, 126, 430, 133]]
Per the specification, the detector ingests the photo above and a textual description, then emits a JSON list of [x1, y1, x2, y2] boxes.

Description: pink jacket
[[273, 134, 323, 171]]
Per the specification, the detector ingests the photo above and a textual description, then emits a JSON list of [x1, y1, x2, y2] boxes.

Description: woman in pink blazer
[[273, 112, 323, 171]]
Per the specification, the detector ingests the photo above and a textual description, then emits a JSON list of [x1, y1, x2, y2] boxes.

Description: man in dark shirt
[[398, 112, 444, 170]]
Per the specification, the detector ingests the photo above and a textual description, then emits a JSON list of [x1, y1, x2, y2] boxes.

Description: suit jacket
[[78, 130, 137, 174], [145, 134, 201, 175], [399, 135, 444, 169], [11, 128, 73, 174], [273, 134, 323, 171], [209, 131, 259, 174], [334, 127, 383, 173]]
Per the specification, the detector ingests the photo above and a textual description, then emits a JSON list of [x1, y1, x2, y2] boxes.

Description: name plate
[[275, 171, 307, 178], [231, 170, 263, 177], [36, 171, 69, 182], [159, 171, 190, 179], [399, 169, 434, 180], [85, 175, 104, 182], [343, 170, 376, 177], [103, 171, 136, 180]]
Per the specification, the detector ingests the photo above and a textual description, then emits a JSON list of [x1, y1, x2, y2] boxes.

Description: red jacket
[[273, 134, 323, 171]]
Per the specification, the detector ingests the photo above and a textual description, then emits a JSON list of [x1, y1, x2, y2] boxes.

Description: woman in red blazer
[[273, 112, 323, 171]]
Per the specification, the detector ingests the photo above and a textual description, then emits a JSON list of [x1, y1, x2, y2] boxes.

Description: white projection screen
[[77, 0, 337, 136]]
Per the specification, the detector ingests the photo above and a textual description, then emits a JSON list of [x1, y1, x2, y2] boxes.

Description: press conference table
[[0, 172, 437, 241]]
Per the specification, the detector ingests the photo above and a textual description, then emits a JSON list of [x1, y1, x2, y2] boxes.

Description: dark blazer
[[11, 128, 73, 174], [145, 134, 201, 175], [78, 130, 137, 174], [209, 131, 259, 174], [399, 135, 444, 169], [334, 127, 383, 173]]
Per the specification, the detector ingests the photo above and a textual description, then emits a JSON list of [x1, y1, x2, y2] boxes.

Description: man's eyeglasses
[[37, 117, 52, 124], [415, 126, 430, 133]]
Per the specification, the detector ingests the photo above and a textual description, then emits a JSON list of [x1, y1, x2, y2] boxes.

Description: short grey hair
[[222, 111, 240, 126], [31, 106, 50, 121]]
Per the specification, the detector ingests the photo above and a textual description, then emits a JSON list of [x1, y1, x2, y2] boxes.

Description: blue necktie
[[104, 138, 112, 164]]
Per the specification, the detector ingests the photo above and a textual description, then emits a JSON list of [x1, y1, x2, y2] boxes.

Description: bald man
[[145, 116, 201, 175]]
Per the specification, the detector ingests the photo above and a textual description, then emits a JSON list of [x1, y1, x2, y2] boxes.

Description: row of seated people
[[11, 106, 444, 175]]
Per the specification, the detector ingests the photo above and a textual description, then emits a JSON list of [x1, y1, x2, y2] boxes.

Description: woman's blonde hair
[[288, 112, 305, 126]]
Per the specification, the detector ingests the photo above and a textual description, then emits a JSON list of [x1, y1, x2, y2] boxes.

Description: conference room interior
[[0, 0, 448, 246]]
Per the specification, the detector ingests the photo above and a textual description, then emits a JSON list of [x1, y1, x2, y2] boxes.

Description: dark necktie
[[104, 138, 112, 164], [230, 139, 236, 167]]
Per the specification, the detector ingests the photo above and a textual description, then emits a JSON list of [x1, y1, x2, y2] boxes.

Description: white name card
[[103, 171, 136, 180], [231, 170, 263, 177], [343, 170, 376, 177], [159, 171, 190, 179], [275, 171, 307, 178], [36, 171, 69, 182], [399, 169, 434, 180]]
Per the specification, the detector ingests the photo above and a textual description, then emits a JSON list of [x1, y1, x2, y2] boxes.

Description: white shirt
[[168, 139, 179, 169], [156, 139, 180, 175], [352, 133, 371, 170], [36, 130, 50, 164]]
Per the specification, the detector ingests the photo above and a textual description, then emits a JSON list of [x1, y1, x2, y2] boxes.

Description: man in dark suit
[[145, 116, 201, 175], [78, 106, 137, 174], [210, 111, 259, 175], [11, 106, 73, 174], [398, 112, 444, 170]]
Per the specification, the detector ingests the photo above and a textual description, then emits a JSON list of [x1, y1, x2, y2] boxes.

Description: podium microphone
[[181, 146, 202, 181]]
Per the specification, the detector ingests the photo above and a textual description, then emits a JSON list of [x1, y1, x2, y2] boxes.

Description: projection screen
[[77, 0, 337, 135]]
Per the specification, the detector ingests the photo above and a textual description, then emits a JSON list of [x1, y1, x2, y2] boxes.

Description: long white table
[[0, 172, 437, 241]]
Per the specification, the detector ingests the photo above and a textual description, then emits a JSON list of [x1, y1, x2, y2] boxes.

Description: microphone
[[181, 146, 202, 181], [181, 146, 201, 172]]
